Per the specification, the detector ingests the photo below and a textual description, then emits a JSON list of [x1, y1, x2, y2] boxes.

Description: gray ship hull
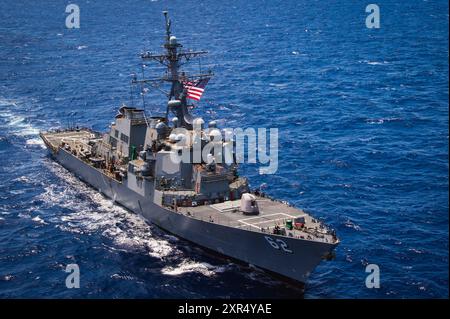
[[52, 148, 336, 284]]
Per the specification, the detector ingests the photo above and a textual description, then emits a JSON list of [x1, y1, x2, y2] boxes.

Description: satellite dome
[[155, 122, 167, 135], [168, 100, 181, 107], [176, 133, 185, 142], [168, 133, 177, 142], [193, 118, 205, 128]]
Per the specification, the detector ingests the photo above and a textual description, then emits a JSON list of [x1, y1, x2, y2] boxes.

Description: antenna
[[140, 64, 146, 109], [163, 11, 171, 41], [129, 73, 136, 107]]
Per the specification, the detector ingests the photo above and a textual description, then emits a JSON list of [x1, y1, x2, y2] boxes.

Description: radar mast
[[133, 11, 213, 129]]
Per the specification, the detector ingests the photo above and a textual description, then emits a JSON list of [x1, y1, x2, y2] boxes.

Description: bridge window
[[120, 133, 129, 143], [109, 136, 117, 147]]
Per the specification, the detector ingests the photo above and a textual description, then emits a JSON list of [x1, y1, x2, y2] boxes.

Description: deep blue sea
[[0, 0, 448, 298]]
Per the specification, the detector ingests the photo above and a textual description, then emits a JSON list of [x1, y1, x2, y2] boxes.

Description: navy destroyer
[[40, 12, 339, 285]]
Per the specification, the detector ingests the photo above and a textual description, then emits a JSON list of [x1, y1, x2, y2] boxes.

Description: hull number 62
[[264, 236, 293, 253]]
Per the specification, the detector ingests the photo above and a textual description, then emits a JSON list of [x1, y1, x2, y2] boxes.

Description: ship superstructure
[[40, 12, 339, 285]]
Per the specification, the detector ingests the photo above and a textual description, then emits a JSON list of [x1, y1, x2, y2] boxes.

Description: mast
[[133, 11, 213, 129]]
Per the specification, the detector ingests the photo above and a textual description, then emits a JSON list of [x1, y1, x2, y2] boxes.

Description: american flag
[[182, 78, 209, 101]]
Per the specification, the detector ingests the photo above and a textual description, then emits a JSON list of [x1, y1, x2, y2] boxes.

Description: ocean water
[[0, 0, 448, 298]]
